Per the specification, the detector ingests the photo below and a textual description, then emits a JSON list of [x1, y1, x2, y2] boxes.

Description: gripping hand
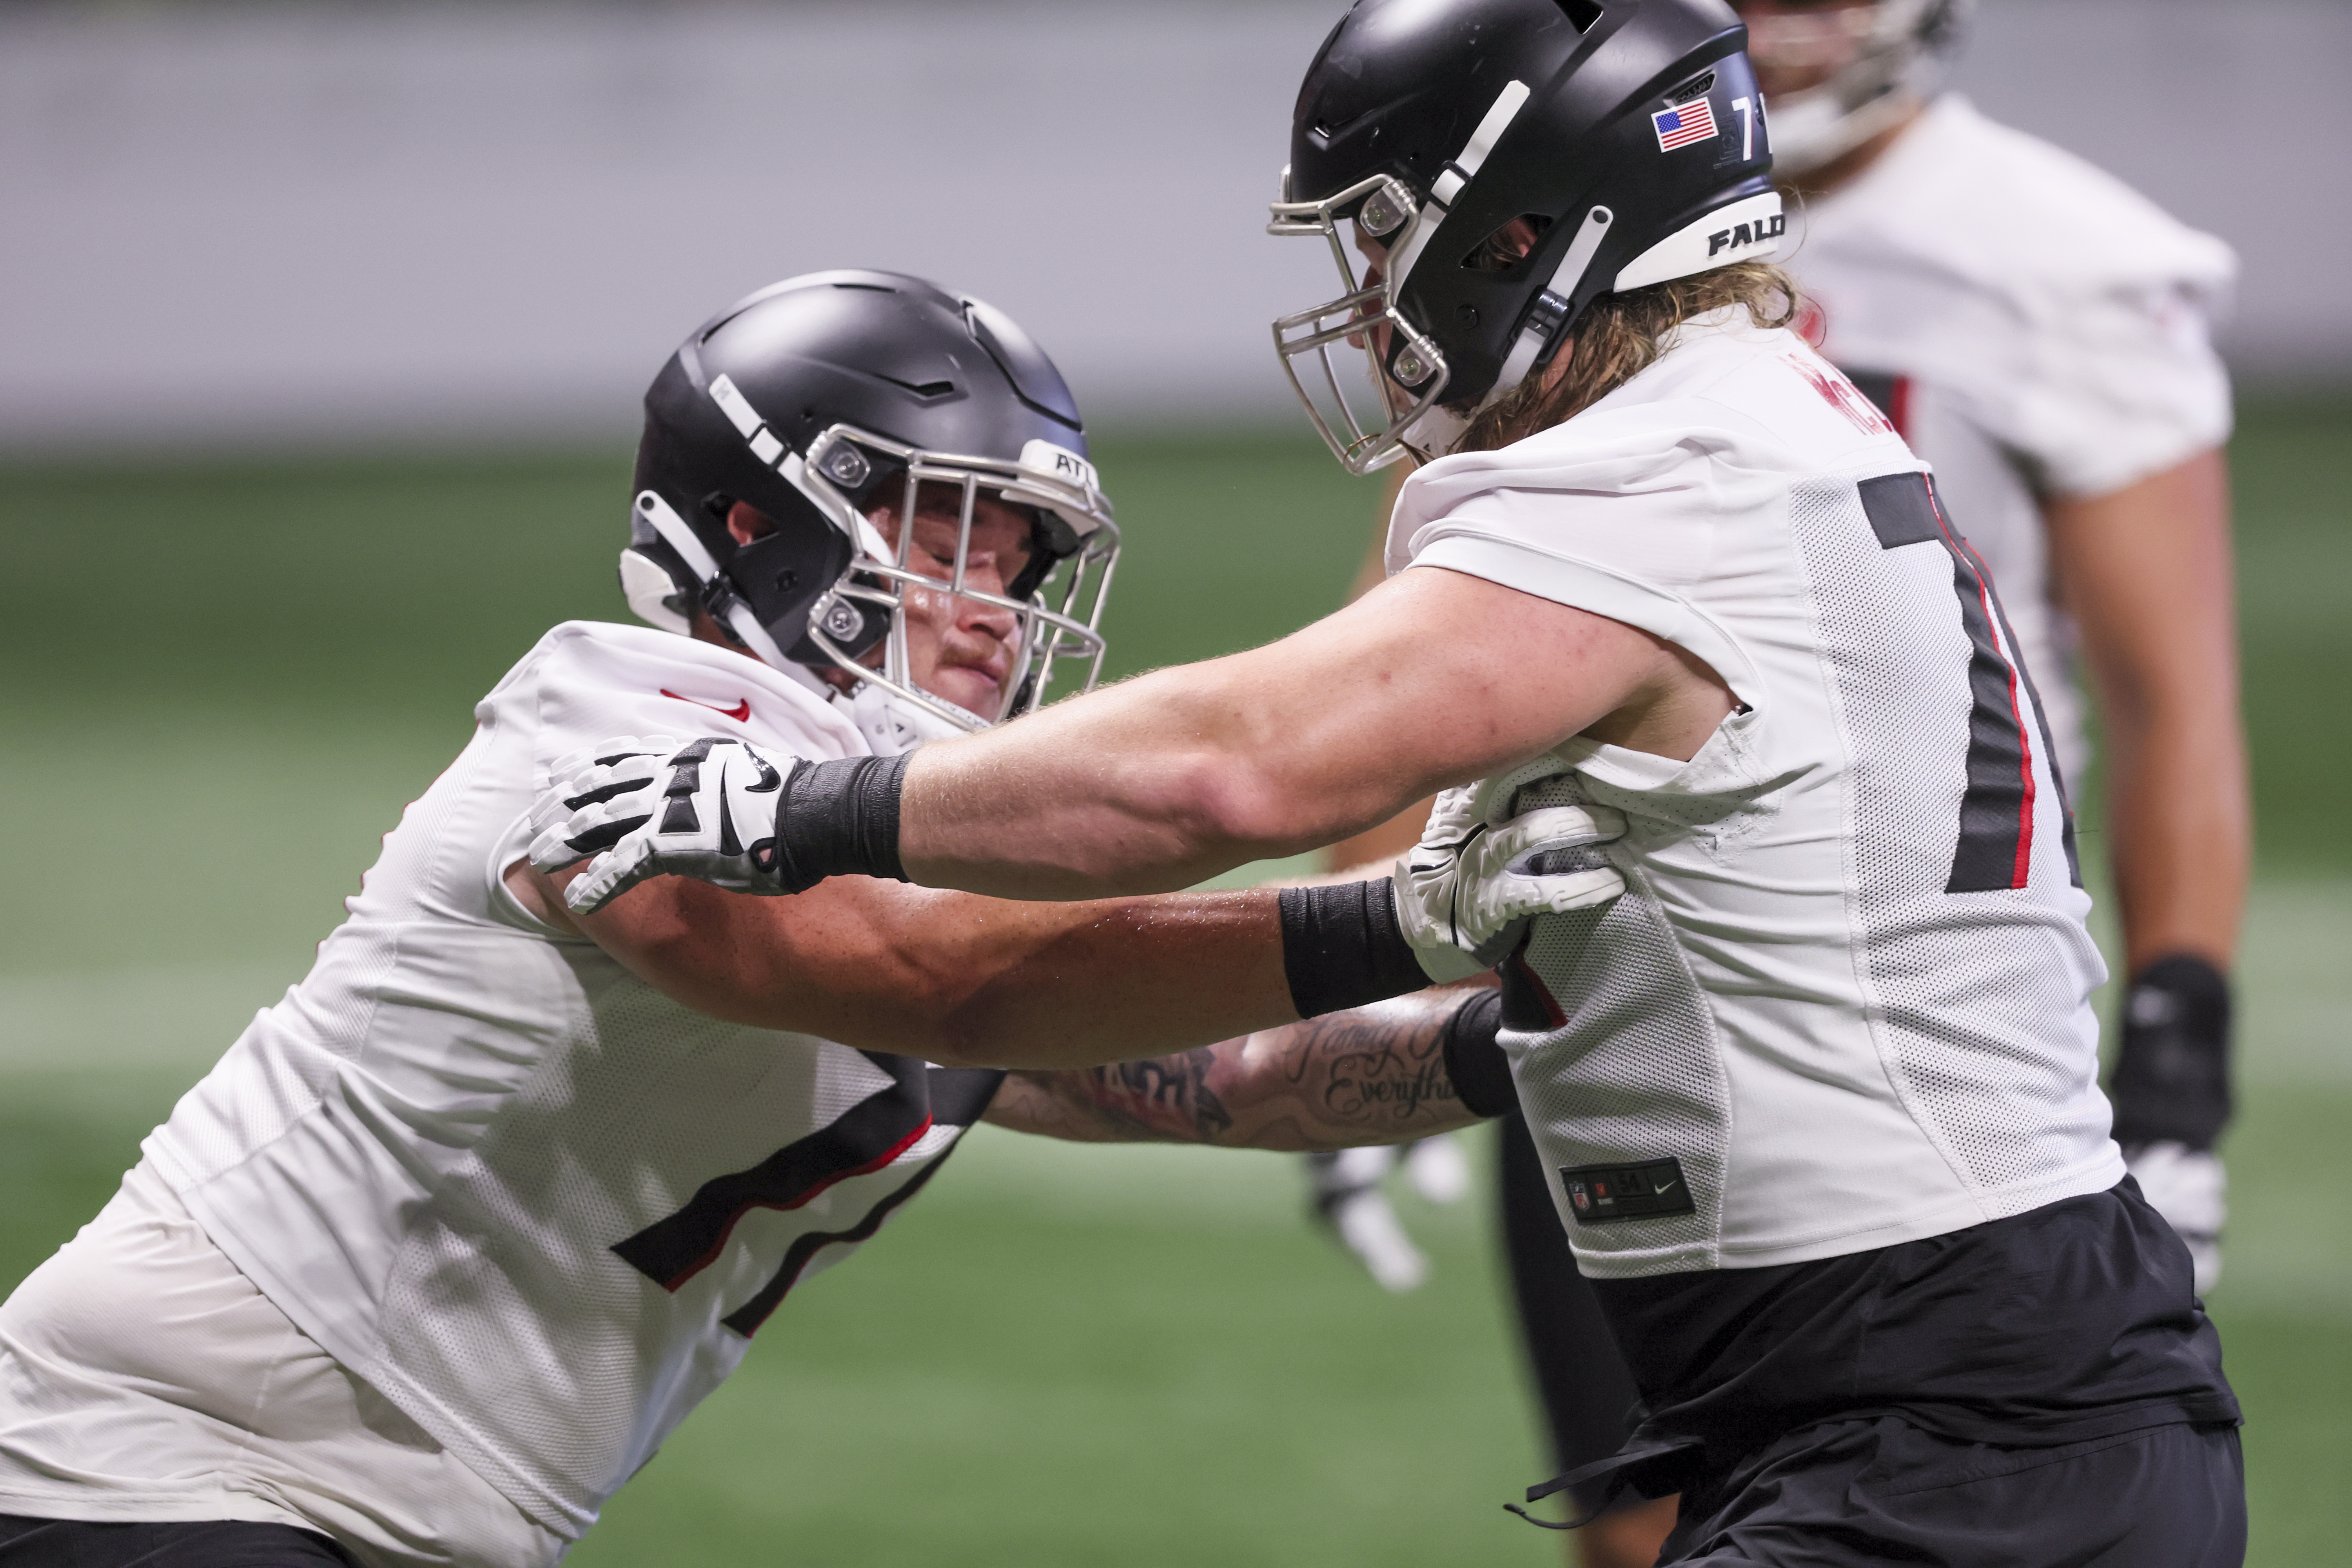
[[1395, 762, 1627, 984], [529, 735, 797, 913]]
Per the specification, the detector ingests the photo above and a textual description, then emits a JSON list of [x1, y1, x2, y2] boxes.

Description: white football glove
[[1395, 760, 1628, 983], [2125, 1140, 2226, 1296], [1306, 1146, 1428, 1293], [1402, 1132, 1472, 1205], [1303, 1135, 1474, 1292], [529, 734, 800, 913]]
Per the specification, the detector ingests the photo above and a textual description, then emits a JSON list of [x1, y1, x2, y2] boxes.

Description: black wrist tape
[[1276, 878, 1429, 1019], [1440, 988, 1514, 1119], [2109, 953, 2232, 1151], [768, 754, 910, 893]]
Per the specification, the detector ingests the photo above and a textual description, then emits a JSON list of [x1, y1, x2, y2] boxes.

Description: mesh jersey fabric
[[1386, 309, 2119, 1279], [0, 1164, 563, 1568], [136, 621, 997, 1540], [1781, 93, 2236, 781]]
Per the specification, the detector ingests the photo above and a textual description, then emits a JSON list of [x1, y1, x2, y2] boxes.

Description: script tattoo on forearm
[[995, 992, 1474, 1151], [1289, 1009, 1458, 1127]]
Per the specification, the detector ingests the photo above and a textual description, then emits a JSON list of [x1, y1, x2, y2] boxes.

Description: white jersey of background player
[[0, 272, 1580, 1568], [1750, 0, 2247, 1290]]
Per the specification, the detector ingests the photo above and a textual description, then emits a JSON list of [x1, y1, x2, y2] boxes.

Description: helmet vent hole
[[1463, 213, 1553, 273], [1555, 0, 1602, 33], [877, 374, 958, 400], [1671, 71, 1716, 104]]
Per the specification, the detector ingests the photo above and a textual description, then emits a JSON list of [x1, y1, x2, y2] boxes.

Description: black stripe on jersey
[[1501, 944, 1568, 1033], [924, 1064, 1015, 1129], [720, 1155, 947, 1338], [717, 1067, 1003, 1338], [1857, 472, 2045, 894], [612, 1055, 987, 1292], [1954, 532, 2083, 887]]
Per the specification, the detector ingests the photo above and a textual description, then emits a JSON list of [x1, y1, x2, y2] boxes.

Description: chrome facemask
[[792, 425, 1119, 732], [633, 421, 1118, 734], [1268, 82, 1536, 474], [1268, 170, 1459, 475]]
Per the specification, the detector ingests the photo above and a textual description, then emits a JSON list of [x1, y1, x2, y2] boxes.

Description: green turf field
[[1, 401, 2346, 1563]]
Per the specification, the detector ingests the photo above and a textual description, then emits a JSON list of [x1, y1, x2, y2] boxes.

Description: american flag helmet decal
[[1653, 98, 1719, 151]]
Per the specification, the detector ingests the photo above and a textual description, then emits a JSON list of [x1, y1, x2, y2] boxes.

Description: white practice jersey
[[1783, 93, 2237, 779], [1388, 308, 2120, 1279], [142, 622, 1002, 1540]]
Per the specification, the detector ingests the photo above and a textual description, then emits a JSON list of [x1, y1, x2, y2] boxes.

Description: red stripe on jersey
[[1886, 374, 1914, 441]]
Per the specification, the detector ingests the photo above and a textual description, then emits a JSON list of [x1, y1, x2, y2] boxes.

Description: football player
[[1319, 5, 2250, 1560], [0, 271, 1601, 1568], [1460, 4, 2249, 1559], [1755, 0, 2245, 1289], [548, 2, 2248, 1563]]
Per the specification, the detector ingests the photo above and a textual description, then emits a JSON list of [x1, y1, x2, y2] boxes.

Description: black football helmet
[[625, 270, 1118, 730], [1269, 0, 1780, 472]]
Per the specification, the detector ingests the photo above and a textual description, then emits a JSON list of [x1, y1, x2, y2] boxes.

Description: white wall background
[[1, 0, 2344, 451]]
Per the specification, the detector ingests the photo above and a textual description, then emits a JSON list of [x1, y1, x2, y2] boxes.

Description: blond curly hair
[[1454, 261, 1802, 454]]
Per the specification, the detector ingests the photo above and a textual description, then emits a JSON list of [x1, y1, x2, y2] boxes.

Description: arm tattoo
[[1287, 1008, 1457, 1127], [1000, 1047, 1234, 1145], [994, 991, 1477, 1151]]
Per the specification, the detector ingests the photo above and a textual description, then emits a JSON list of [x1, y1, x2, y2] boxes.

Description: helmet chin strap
[[1405, 203, 1619, 457], [847, 682, 988, 755], [1474, 205, 1621, 424], [628, 489, 829, 694]]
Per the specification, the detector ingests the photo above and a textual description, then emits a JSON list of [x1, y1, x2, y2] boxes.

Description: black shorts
[[1662, 1416, 2245, 1566], [1495, 1106, 1648, 1515], [0, 1516, 352, 1567]]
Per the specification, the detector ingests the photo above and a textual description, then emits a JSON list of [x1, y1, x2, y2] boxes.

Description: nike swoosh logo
[[1652, 1178, 1678, 1195], [661, 690, 751, 723]]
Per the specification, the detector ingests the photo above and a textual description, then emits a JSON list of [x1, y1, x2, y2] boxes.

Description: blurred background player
[[1317, 2, 2248, 1562], [1756, 0, 2245, 1287], [0, 270, 1584, 1568]]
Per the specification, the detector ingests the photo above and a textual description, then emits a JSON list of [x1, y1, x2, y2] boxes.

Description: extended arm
[[1322, 477, 1437, 875], [512, 858, 1294, 1071], [2046, 448, 2248, 970], [521, 718, 1628, 1065], [898, 564, 1733, 899], [982, 989, 1507, 1151]]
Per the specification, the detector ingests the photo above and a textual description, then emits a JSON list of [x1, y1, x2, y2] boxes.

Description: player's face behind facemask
[[705, 481, 1041, 726], [1349, 214, 1799, 462], [623, 269, 1121, 735]]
